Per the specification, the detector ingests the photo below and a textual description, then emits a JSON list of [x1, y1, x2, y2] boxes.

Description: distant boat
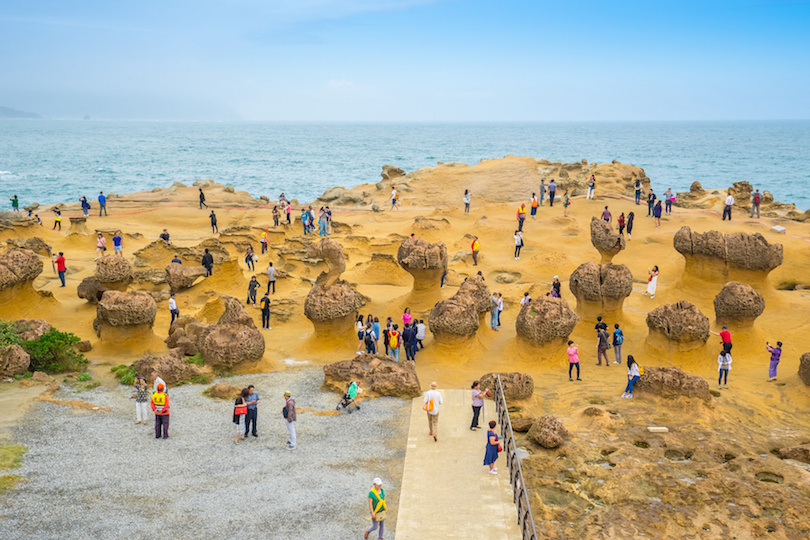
[[0, 106, 41, 119]]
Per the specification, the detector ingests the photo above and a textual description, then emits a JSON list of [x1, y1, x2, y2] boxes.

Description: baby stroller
[[336, 381, 361, 414]]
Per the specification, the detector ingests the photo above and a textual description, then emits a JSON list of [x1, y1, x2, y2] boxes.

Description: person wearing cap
[[710, 325, 733, 353], [424, 382, 443, 442], [364, 477, 387, 540], [151, 383, 170, 439], [283, 390, 297, 450], [548, 275, 561, 297], [134, 376, 149, 424]]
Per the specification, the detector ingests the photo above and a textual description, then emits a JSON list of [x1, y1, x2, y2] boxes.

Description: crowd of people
[[354, 311, 427, 362]]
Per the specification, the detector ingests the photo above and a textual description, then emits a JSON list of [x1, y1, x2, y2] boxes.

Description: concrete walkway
[[394, 389, 521, 539]]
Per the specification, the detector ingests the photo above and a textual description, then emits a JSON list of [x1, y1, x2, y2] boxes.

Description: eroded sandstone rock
[[323, 354, 420, 398], [95, 255, 132, 284], [590, 217, 626, 262], [457, 274, 492, 314], [77, 277, 108, 304], [479, 372, 534, 400], [713, 281, 765, 323], [515, 297, 579, 346], [428, 293, 480, 339], [799, 353, 810, 386], [569, 262, 633, 312], [0, 248, 43, 291], [633, 366, 712, 402], [12, 319, 52, 341], [197, 323, 264, 369], [674, 226, 783, 274], [646, 301, 710, 348], [397, 236, 448, 290], [165, 263, 207, 292], [134, 349, 204, 385], [97, 291, 157, 328], [527, 415, 569, 449], [0, 344, 31, 377]]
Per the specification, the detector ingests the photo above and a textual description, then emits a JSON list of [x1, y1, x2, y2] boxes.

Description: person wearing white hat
[[549, 275, 561, 297], [364, 477, 387, 539], [424, 382, 443, 442]]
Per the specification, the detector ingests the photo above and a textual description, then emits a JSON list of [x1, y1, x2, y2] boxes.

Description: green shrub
[[77, 381, 101, 392], [21, 329, 87, 374], [22, 371, 32, 379], [186, 353, 204, 366], [190, 373, 213, 385], [76, 372, 92, 382], [111, 364, 127, 374], [119, 369, 136, 386], [0, 321, 21, 347]]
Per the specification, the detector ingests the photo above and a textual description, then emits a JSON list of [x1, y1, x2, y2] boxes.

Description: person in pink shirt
[[402, 307, 413, 327], [567, 340, 581, 381]]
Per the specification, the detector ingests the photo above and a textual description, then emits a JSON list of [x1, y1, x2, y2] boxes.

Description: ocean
[[1, 120, 809, 210]]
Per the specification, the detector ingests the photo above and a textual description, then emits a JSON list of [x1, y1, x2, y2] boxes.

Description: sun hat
[[373, 477, 383, 486], [553, 275, 559, 279], [284, 390, 291, 396], [430, 382, 438, 389]]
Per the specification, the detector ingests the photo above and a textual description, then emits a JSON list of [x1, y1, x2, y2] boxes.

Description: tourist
[[424, 381, 442, 442], [530, 193, 538, 219], [483, 420, 500, 474], [233, 388, 247, 443], [717, 349, 733, 389], [373, 317, 382, 351], [279, 193, 287, 205], [489, 293, 499, 331], [722, 191, 734, 221], [244, 245, 256, 271], [402, 323, 415, 361], [621, 355, 641, 398], [35, 214, 42, 226], [470, 381, 487, 430], [463, 189, 471, 214], [389, 324, 401, 361], [80, 196, 90, 217], [539, 179, 546, 206], [471, 236, 480, 266], [390, 187, 400, 211], [563, 190, 570, 217], [364, 478, 387, 540], [664, 188, 674, 215], [643, 265, 659, 298], [601, 205, 612, 223], [325, 206, 332, 234], [355, 315, 366, 354], [647, 189, 656, 217], [402, 307, 413, 327], [112, 231, 123, 254], [520, 292, 531, 306], [548, 179, 557, 206], [364, 322, 376, 354], [626, 211, 635, 240], [653, 199, 663, 227], [318, 207, 328, 236], [283, 390, 297, 450], [151, 370, 167, 393], [285, 203, 292, 224], [266, 261, 279, 294], [245, 384, 260, 438], [168, 292, 179, 325], [383, 317, 393, 355], [201, 248, 214, 277], [261, 228, 269, 253], [209, 210, 218, 233], [514, 230, 523, 260], [10, 195, 20, 212], [151, 383, 170, 439], [52, 209, 62, 230], [247, 276, 259, 306], [612, 324, 624, 364], [617, 212, 626, 235], [710, 325, 733, 353], [199, 188, 207, 209], [497, 292, 504, 327], [94, 232, 106, 261], [550, 275, 561, 297], [766, 341, 782, 381], [272, 207, 279, 227], [98, 191, 107, 216], [751, 189, 762, 218], [634, 179, 642, 205], [55, 252, 66, 287], [516, 203, 526, 231], [171, 254, 182, 265], [586, 175, 596, 199], [300, 207, 310, 234], [259, 292, 271, 329], [595, 315, 608, 333], [596, 325, 610, 367], [134, 376, 149, 425], [567, 340, 581, 381], [415, 319, 426, 349], [159, 229, 170, 243]]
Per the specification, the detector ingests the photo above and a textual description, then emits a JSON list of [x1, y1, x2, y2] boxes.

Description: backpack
[[754, 193, 761, 204], [152, 392, 166, 406], [615, 330, 624, 345], [638, 364, 645, 376], [389, 331, 400, 348], [364, 331, 374, 346]]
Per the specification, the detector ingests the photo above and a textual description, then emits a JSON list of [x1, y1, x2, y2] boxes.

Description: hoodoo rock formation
[[303, 239, 366, 333], [0, 344, 30, 378], [590, 217, 626, 263], [165, 263, 208, 292], [713, 281, 765, 324], [646, 300, 710, 350], [396, 236, 448, 291], [515, 297, 579, 347], [77, 277, 108, 304], [568, 262, 633, 313], [95, 290, 157, 340], [674, 226, 783, 277], [457, 274, 492, 314], [0, 248, 43, 296], [633, 366, 712, 402], [428, 274, 491, 341], [94, 255, 132, 288], [479, 372, 534, 400], [323, 354, 420, 399]]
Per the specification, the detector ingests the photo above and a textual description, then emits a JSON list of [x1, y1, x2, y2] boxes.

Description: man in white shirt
[[723, 192, 735, 221], [168, 293, 179, 325], [151, 370, 167, 394], [266, 262, 279, 294], [424, 382, 443, 442], [520, 292, 532, 306]]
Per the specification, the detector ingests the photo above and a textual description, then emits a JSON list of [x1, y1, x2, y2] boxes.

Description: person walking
[[653, 200, 663, 227], [364, 478, 387, 540], [209, 211, 218, 234], [717, 350, 732, 389], [470, 381, 487, 430], [424, 382, 443, 442], [647, 189, 656, 217], [283, 390, 297, 450], [388, 324, 401, 361], [55, 252, 66, 286], [98, 191, 107, 216], [548, 179, 557, 207], [199, 188, 208, 209], [567, 340, 581, 381], [489, 293, 499, 331], [643, 265, 659, 298], [621, 355, 641, 398], [244, 245, 256, 271], [201, 248, 214, 277], [634, 179, 642, 205], [539, 179, 547, 206], [612, 324, 624, 364], [483, 420, 500, 474], [10, 195, 20, 212], [463, 189, 471, 214], [234, 388, 248, 443], [766, 341, 782, 381], [260, 228, 269, 253], [151, 383, 170, 439], [626, 211, 635, 240], [244, 384, 260, 437], [402, 323, 415, 361], [471, 236, 480, 266], [497, 292, 504, 327], [751, 189, 762, 218], [563, 190, 570, 217], [247, 276, 259, 306], [664, 188, 674, 215], [112, 231, 123, 254], [586, 175, 596, 200], [259, 292, 271, 330], [415, 319, 426, 350], [390, 187, 400, 211], [617, 212, 626, 235], [514, 230, 523, 260], [52, 209, 62, 230], [722, 191, 735, 221], [596, 326, 610, 367], [516, 203, 526, 232], [710, 325, 733, 353], [80, 196, 90, 217], [168, 292, 180, 325], [530, 194, 538, 219], [134, 376, 149, 424], [265, 261, 280, 294], [601, 206, 612, 223], [94, 232, 107, 261]]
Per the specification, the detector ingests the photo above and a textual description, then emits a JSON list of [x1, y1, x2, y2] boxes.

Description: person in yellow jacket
[[516, 203, 526, 231], [364, 478, 387, 540], [260, 229, 268, 254], [530, 193, 538, 219], [471, 236, 480, 266], [151, 384, 170, 439]]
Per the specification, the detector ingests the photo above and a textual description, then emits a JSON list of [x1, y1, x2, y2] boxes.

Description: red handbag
[[497, 443, 503, 453], [234, 405, 247, 415]]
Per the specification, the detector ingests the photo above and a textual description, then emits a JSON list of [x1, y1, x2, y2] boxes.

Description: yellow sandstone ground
[[2, 156, 810, 538]]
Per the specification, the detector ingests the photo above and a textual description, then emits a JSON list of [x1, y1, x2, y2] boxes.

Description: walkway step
[[395, 389, 521, 539]]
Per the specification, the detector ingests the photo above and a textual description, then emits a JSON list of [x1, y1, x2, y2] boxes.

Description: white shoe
[[489, 469, 498, 475]]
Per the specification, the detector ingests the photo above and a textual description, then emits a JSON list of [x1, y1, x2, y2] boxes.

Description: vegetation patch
[[186, 353, 204, 366], [76, 372, 92, 382], [0, 444, 27, 493], [190, 373, 213, 385], [21, 329, 88, 373], [111, 364, 136, 385]]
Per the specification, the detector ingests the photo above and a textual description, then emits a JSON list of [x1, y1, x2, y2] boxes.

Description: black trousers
[[722, 205, 732, 220], [723, 342, 732, 353], [471, 405, 482, 428], [245, 408, 257, 435], [549, 190, 555, 206], [261, 310, 270, 328], [266, 281, 275, 294]]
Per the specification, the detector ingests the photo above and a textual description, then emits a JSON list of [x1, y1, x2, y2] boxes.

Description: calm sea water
[[1, 120, 809, 210]]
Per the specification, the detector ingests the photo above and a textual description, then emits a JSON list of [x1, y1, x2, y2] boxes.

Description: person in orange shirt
[[516, 203, 526, 231], [530, 193, 538, 219], [471, 236, 480, 266]]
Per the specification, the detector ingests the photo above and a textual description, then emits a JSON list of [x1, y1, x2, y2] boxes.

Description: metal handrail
[[494, 375, 538, 540]]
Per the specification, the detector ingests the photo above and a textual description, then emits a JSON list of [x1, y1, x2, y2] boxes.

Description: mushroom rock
[[96, 290, 157, 340], [323, 354, 420, 399], [673, 226, 783, 277], [633, 366, 712, 402], [94, 255, 132, 288], [799, 353, 810, 386], [304, 280, 367, 333], [713, 281, 765, 324], [457, 274, 492, 314], [196, 323, 265, 369], [77, 277, 108, 304], [133, 349, 204, 385], [515, 297, 579, 347], [428, 293, 480, 341], [13, 237, 50, 256], [568, 262, 633, 313], [165, 263, 208, 292], [0, 248, 43, 293], [68, 216, 90, 235], [478, 372, 534, 400], [397, 236, 448, 291], [0, 344, 31, 378], [12, 319, 52, 341], [217, 295, 256, 328], [646, 300, 710, 350], [527, 415, 569, 449], [305, 238, 346, 288], [590, 217, 626, 262]]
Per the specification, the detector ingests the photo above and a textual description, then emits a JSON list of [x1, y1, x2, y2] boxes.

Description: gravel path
[[0, 368, 410, 539]]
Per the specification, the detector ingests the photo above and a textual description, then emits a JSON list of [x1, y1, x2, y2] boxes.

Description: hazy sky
[[1, 0, 808, 120]]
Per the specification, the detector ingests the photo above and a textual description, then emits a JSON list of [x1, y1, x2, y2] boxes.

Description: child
[[717, 350, 732, 389], [563, 190, 570, 217], [134, 376, 149, 424], [567, 340, 581, 381], [766, 341, 782, 381]]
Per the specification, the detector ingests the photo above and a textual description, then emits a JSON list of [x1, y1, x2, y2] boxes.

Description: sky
[[0, 0, 808, 121]]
